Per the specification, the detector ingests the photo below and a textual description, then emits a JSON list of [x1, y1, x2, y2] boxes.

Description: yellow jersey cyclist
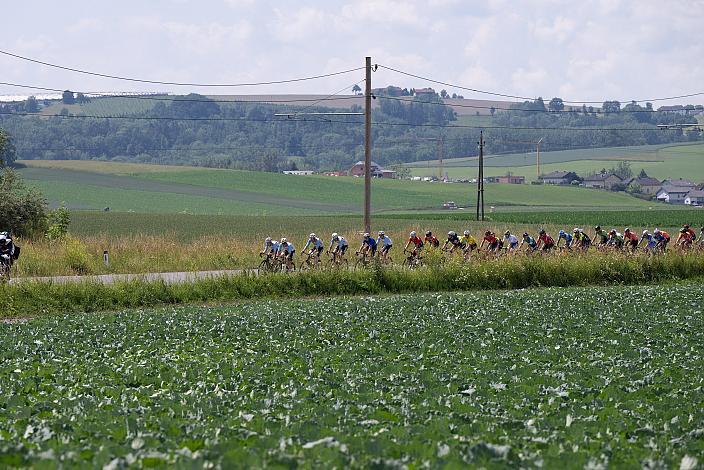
[[377, 231, 393, 259], [459, 230, 478, 257]]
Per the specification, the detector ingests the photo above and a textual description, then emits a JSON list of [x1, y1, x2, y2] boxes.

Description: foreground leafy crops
[[1, 284, 703, 467]]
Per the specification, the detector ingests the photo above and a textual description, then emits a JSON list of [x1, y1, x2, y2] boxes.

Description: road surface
[[8, 269, 253, 285]]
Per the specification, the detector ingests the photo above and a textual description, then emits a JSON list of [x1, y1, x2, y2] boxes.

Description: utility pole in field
[[536, 137, 544, 177], [364, 56, 372, 233], [476, 130, 484, 221]]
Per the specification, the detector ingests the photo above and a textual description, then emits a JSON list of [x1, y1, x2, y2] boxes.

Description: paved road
[[9, 269, 254, 285]]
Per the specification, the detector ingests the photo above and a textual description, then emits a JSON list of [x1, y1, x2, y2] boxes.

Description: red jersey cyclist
[[404, 231, 424, 257]]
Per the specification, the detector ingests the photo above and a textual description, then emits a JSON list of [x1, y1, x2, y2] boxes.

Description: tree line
[[0, 92, 701, 172]]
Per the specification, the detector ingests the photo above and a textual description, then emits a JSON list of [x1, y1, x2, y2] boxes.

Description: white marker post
[[103, 250, 109, 267]]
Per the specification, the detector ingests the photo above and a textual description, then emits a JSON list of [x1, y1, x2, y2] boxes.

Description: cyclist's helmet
[[309, 233, 316, 239], [539, 229, 546, 235], [265, 237, 272, 244], [464, 230, 470, 236], [425, 230, 432, 237], [410, 231, 417, 238], [679, 228, 687, 233], [559, 230, 565, 236], [654, 228, 661, 235], [523, 232, 529, 237], [485, 230, 491, 236], [624, 228, 631, 233], [378, 230, 385, 236], [332, 232, 339, 240], [642, 229, 649, 236], [595, 225, 601, 231], [363, 232, 370, 238], [504, 230, 510, 237], [573, 228, 579, 233], [448, 231, 456, 237], [684, 224, 690, 229], [0, 234, 6, 244], [609, 230, 616, 235], [280, 237, 287, 244]]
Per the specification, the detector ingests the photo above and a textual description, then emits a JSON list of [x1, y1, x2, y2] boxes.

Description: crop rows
[[1, 284, 703, 467]]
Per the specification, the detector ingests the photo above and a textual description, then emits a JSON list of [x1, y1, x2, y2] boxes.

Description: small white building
[[656, 185, 691, 204], [684, 190, 704, 206], [282, 170, 315, 175]]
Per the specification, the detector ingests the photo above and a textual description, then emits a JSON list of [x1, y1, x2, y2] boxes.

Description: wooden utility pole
[[476, 130, 484, 221], [437, 135, 444, 180], [364, 57, 372, 233], [536, 137, 544, 177]]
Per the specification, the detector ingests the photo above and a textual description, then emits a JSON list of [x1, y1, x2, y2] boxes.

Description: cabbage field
[[1, 283, 703, 468]]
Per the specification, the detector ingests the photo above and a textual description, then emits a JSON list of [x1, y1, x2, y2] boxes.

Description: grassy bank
[[4, 252, 704, 317]]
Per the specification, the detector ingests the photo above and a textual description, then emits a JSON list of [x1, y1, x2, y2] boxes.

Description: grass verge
[[3, 253, 704, 317]]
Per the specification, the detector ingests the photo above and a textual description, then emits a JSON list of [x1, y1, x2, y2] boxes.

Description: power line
[[0, 49, 364, 87], [377, 64, 704, 104], [3, 109, 696, 133]]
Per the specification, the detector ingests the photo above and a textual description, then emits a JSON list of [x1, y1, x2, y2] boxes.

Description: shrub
[[0, 168, 48, 237]]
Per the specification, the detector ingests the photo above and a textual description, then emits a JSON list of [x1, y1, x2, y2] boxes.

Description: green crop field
[[1, 284, 702, 467], [39, 96, 158, 117], [408, 143, 704, 182], [18, 160, 657, 215]]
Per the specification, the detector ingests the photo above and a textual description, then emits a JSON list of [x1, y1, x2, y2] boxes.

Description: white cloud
[[130, 17, 252, 53], [270, 7, 328, 42]]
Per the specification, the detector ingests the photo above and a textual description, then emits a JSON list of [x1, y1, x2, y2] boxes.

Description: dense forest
[[0, 91, 701, 172]]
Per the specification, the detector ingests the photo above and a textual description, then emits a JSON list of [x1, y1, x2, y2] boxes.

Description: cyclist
[[260, 236, 280, 258], [623, 228, 639, 252], [303, 233, 324, 263], [683, 224, 697, 243], [442, 231, 463, 253], [556, 230, 573, 250], [520, 232, 538, 253], [424, 230, 440, 248], [640, 230, 658, 253], [358, 232, 377, 258], [377, 231, 393, 260], [574, 228, 591, 251], [0, 232, 16, 272], [594, 225, 609, 247], [675, 227, 694, 250], [607, 230, 624, 250], [279, 238, 295, 267], [503, 230, 519, 253], [328, 232, 349, 260], [537, 229, 555, 252], [404, 231, 424, 258], [480, 230, 501, 254], [459, 230, 478, 257], [653, 228, 670, 252]]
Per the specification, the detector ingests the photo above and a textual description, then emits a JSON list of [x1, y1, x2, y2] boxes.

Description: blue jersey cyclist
[[640, 230, 658, 252], [303, 233, 324, 258], [359, 232, 377, 256], [377, 231, 393, 258], [556, 230, 573, 249]]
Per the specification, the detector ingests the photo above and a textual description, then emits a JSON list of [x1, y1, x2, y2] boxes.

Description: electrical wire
[[0, 49, 364, 87], [0, 81, 363, 106], [377, 64, 704, 104]]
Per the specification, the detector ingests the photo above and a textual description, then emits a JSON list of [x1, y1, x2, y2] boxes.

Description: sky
[[1, 0, 703, 105]]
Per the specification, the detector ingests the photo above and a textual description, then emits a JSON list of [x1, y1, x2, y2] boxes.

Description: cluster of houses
[[540, 170, 704, 205]]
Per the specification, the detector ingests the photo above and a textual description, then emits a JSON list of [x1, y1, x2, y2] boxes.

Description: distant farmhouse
[[539, 171, 581, 185], [487, 175, 525, 184], [349, 161, 396, 179], [582, 171, 622, 190], [656, 185, 691, 204], [624, 175, 663, 195], [684, 190, 704, 206]]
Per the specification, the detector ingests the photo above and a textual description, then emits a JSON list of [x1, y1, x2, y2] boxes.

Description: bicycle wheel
[[258, 258, 272, 273], [299, 259, 311, 271]]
